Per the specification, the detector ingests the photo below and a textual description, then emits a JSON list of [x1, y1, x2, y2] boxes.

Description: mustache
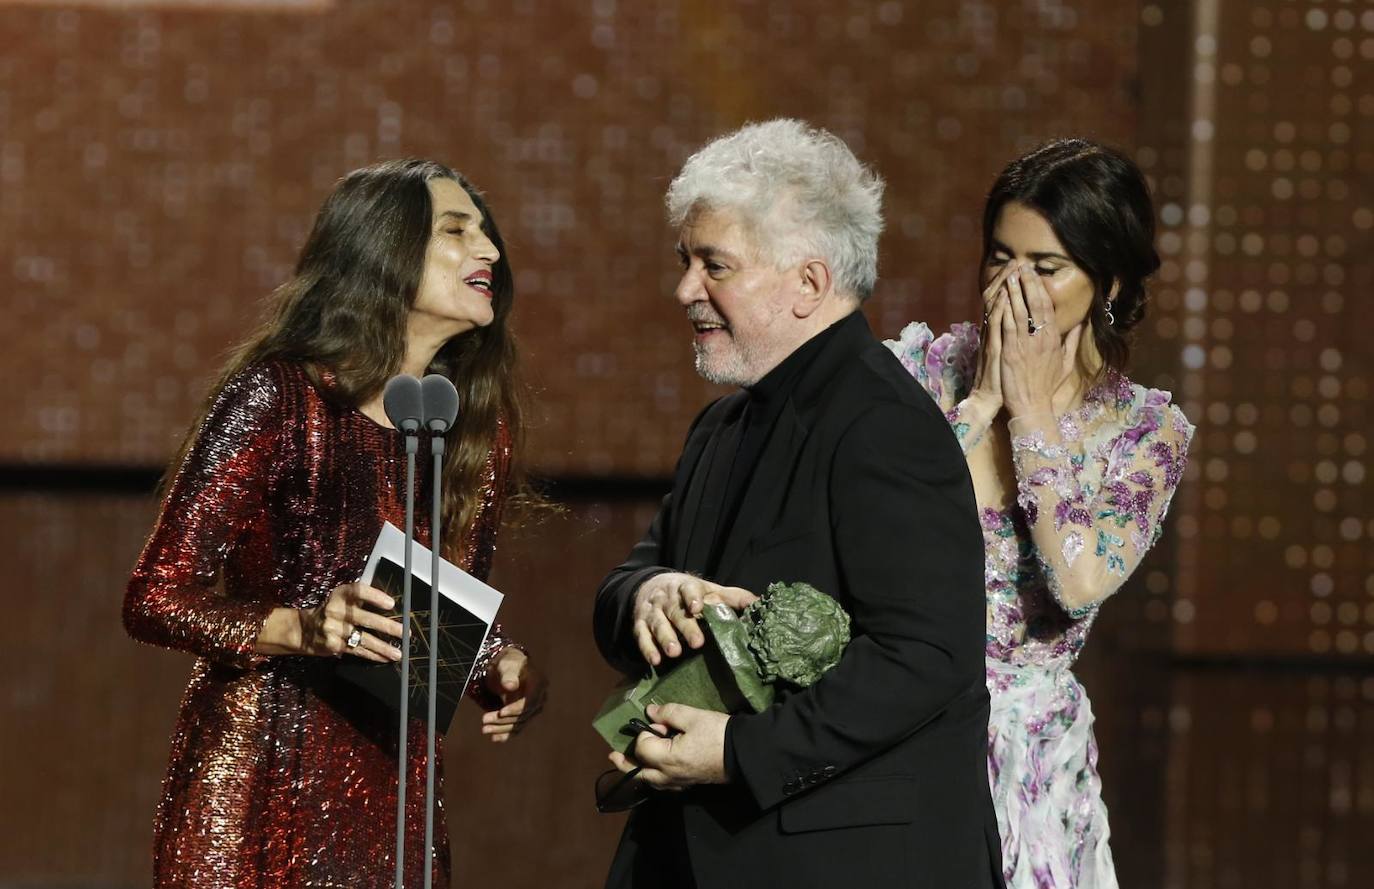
[[686, 307, 728, 327]]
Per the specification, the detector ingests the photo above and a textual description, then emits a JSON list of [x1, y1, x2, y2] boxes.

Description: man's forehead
[[677, 206, 752, 252]]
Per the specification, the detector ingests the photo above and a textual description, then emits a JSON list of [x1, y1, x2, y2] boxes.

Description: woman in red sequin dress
[[124, 159, 546, 888]]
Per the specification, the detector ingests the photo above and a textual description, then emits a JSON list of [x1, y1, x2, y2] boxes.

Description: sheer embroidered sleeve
[[1008, 390, 1195, 618], [886, 321, 996, 452]]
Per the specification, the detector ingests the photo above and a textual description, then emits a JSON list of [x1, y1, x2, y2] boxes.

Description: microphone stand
[[382, 373, 424, 889], [396, 427, 417, 889], [419, 373, 460, 889], [424, 421, 444, 889]]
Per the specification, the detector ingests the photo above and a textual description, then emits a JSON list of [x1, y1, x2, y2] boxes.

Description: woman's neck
[[400, 331, 447, 379], [1051, 372, 1089, 416], [355, 330, 450, 428], [1050, 327, 1105, 415]]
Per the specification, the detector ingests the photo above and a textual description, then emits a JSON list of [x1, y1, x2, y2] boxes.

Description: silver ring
[[345, 628, 363, 649], [1028, 319, 1042, 335]]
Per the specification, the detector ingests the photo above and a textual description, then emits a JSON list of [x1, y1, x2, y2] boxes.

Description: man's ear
[[794, 259, 833, 319]]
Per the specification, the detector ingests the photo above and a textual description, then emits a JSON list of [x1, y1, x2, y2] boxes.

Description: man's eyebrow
[[677, 243, 738, 262]]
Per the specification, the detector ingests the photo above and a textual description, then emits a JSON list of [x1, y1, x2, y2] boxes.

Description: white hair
[[666, 118, 885, 299]]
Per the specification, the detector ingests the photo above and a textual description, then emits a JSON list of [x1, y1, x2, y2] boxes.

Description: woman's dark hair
[[167, 158, 532, 545], [982, 138, 1160, 377]]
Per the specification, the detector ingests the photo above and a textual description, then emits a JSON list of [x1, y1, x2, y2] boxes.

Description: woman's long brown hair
[[165, 158, 529, 546]]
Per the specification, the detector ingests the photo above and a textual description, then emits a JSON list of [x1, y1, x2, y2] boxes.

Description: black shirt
[[715, 312, 860, 779], [703, 313, 856, 574]]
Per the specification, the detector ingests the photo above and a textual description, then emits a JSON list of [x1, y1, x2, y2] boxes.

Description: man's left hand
[[480, 647, 547, 743], [607, 704, 730, 789]]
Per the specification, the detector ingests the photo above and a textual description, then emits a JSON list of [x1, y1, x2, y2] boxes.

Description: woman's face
[[983, 201, 1099, 335], [410, 178, 501, 337]]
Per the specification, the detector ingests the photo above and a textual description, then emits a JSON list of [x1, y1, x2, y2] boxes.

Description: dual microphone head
[[382, 374, 460, 435]]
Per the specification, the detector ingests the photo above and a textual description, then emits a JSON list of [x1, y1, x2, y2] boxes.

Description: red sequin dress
[[125, 359, 516, 888]]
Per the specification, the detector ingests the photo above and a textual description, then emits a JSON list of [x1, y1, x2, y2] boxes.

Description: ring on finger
[[1028, 318, 1042, 335], [345, 627, 363, 649]]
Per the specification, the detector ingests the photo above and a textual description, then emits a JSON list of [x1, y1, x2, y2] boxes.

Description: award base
[[593, 603, 775, 754]]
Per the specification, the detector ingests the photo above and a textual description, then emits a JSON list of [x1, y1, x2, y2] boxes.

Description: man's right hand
[[631, 573, 757, 666]]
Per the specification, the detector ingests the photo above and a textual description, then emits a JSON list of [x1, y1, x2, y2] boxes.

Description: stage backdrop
[[0, 0, 1140, 475]]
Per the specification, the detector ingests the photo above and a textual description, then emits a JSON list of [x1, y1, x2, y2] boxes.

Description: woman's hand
[[969, 263, 1015, 413], [297, 582, 404, 662], [999, 263, 1083, 421], [480, 647, 548, 743]]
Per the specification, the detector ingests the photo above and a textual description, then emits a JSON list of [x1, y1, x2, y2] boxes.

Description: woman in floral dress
[[887, 139, 1194, 888]]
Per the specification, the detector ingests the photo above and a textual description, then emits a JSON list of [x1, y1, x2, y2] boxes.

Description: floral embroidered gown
[[886, 322, 1194, 889]]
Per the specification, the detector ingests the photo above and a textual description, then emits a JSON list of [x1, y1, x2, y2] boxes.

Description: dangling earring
[[1105, 299, 1117, 327]]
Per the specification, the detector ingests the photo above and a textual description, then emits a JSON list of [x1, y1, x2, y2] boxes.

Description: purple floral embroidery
[[1149, 439, 1186, 488], [1054, 499, 1095, 531], [938, 322, 980, 388], [886, 321, 937, 395], [887, 321, 988, 450]]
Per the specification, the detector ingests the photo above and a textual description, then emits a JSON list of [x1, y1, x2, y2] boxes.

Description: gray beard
[[693, 340, 756, 388]]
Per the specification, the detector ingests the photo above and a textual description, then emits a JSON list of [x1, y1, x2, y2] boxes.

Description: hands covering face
[[974, 261, 1085, 420]]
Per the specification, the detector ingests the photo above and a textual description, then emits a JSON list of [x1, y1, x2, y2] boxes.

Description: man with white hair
[[593, 119, 1003, 888]]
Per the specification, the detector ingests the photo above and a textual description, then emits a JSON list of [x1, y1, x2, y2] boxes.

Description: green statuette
[[593, 581, 851, 753], [745, 581, 850, 688]]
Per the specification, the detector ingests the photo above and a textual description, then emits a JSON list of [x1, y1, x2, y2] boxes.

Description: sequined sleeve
[[884, 320, 992, 451], [123, 363, 287, 669], [1009, 399, 1194, 618], [460, 416, 525, 706]]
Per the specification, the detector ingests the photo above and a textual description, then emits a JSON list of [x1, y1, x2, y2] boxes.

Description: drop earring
[[1105, 299, 1117, 326]]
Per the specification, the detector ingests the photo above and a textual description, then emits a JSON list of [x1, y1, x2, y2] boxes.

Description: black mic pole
[[419, 373, 460, 889], [382, 374, 424, 889]]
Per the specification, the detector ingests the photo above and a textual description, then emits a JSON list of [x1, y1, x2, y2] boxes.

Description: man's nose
[[674, 269, 704, 306]]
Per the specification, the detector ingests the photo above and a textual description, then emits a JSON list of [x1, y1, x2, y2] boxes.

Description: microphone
[[418, 372, 459, 889], [382, 374, 424, 434], [419, 374, 460, 434]]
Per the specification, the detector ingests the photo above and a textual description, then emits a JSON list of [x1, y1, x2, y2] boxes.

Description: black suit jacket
[[594, 314, 1004, 889]]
